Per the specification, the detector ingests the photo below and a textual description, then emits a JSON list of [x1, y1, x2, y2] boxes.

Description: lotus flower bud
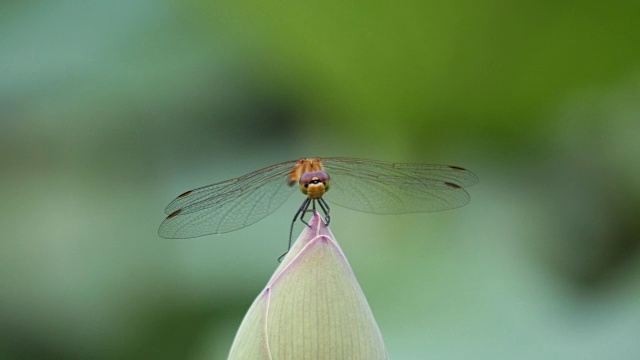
[[228, 212, 388, 359]]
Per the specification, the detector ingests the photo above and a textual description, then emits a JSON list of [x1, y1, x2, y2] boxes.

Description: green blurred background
[[2, 1, 639, 359]]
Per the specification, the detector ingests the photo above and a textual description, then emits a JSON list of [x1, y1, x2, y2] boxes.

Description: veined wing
[[159, 160, 299, 238], [320, 157, 478, 214]]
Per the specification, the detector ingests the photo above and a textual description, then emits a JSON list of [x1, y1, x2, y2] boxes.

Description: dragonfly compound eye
[[299, 171, 331, 197]]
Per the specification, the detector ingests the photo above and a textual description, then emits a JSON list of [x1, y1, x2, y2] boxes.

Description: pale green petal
[[229, 213, 388, 360], [227, 288, 271, 359]]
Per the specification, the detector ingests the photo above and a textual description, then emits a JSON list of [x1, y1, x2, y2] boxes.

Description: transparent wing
[[159, 160, 298, 238], [321, 157, 479, 214]]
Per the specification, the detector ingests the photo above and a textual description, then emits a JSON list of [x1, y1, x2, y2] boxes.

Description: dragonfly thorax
[[299, 171, 331, 199]]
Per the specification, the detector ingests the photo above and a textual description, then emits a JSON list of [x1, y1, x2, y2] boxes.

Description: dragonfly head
[[299, 171, 331, 199]]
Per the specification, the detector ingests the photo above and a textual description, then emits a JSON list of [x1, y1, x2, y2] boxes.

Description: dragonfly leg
[[279, 198, 311, 262], [318, 198, 331, 225], [300, 199, 316, 227]]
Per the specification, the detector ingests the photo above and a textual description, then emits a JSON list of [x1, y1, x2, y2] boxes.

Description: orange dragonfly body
[[159, 157, 478, 244]]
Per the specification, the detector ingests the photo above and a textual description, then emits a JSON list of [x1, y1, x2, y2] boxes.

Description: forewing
[[159, 161, 298, 238], [321, 158, 478, 214]]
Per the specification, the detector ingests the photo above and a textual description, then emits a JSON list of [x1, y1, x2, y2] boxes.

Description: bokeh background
[[2, 1, 639, 359]]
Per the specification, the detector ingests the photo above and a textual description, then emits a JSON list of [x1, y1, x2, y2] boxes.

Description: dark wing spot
[[166, 209, 182, 219], [444, 182, 461, 189], [449, 166, 466, 171], [178, 190, 193, 198]]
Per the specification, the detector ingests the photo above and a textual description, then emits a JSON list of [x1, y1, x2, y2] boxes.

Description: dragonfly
[[159, 157, 478, 255]]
